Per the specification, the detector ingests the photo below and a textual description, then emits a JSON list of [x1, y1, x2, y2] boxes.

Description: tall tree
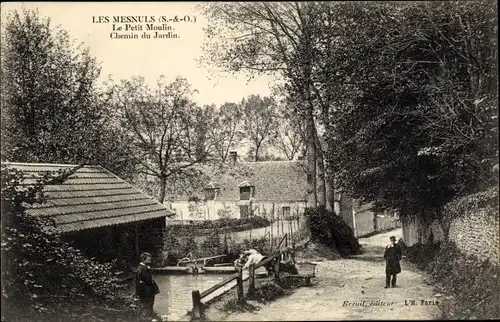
[[0, 9, 136, 178], [109, 76, 215, 203], [209, 102, 243, 163], [273, 101, 304, 160], [200, 2, 323, 207], [241, 94, 278, 161], [326, 1, 498, 223]]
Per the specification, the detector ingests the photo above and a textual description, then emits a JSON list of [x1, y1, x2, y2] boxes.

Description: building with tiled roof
[[1, 162, 173, 263], [169, 155, 309, 221], [168, 153, 399, 237]]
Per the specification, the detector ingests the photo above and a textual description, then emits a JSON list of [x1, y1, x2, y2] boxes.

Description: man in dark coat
[[135, 252, 160, 318], [383, 236, 402, 288]]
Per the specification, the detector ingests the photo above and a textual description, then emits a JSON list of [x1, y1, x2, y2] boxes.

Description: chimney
[[229, 151, 237, 165]]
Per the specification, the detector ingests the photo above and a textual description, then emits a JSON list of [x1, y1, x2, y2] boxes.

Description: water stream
[[126, 274, 227, 321], [124, 219, 304, 320]]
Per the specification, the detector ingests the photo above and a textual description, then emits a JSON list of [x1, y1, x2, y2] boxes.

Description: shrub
[[248, 281, 285, 304], [170, 216, 270, 232], [177, 235, 199, 258], [220, 298, 259, 314], [200, 230, 223, 256], [407, 241, 499, 320], [405, 242, 441, 270], [242, 236, 269, 255], [304, 206, 360, 256], [1, 166, 139, 321]]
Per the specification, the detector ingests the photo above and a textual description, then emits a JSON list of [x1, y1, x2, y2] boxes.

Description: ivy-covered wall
[[402, 187, 499, 264]]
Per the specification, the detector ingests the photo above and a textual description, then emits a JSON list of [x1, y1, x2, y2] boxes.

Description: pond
[[126, 274, 227, 321]]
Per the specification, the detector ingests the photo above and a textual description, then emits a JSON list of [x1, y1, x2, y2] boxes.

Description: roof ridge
[[241, 160, 302, 163], [1, 162, 100, 168]]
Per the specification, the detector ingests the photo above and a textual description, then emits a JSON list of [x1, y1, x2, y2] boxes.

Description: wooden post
[[281, 213, 284, 237], [192, 290, 202, 320], [134, 222, 139, 256], [236, 267, 244, 302], [274, 252, 280, 279], [248, 264, 255, 294], [288, 221, 292, 242], [276, 213, 279, 237], [270, 204, 274, 251]]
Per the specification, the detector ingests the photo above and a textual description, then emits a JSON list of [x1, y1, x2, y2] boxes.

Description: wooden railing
[[191, 270, 242, 319], [191, 234, 290, 320], [177, 254, 226, 267]]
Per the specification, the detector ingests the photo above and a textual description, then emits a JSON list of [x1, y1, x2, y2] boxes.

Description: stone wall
[[448, 208, 499, 264], [402, 208, 499, 265]]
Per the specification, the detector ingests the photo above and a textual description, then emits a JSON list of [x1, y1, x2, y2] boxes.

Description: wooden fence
[[191, 234, 290, 319]]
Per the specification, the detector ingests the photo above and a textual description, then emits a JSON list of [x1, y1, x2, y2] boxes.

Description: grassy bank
[[406, 242, 499, 320], [193, 273, 306, 321]]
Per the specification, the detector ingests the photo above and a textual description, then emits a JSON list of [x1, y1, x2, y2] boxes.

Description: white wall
[[402, 217, 445, 246], [168, 200, 307, 222]]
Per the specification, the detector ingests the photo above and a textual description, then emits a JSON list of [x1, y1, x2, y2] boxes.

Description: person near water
[[135, 252, 160, 318], [280, 246, 298, 274], [383, 236, 402, 288], [241, 249, 275, 275], [234, 253, 246, 268]]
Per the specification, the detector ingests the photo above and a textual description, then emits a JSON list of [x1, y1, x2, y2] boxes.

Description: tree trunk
[[315, 130, 326, 208], [306, 110, 317, 208], [322, 115, 336, 213], [325, 166, 334, 212], [254, 142, 260, 161], [158, 176, 167, 204], [334, 190, 342, 216], [324, 148, 336, 213]]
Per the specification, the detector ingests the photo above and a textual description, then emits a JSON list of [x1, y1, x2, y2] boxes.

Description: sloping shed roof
[[2, 162, 172, 233], [175, 160, 308, 202]]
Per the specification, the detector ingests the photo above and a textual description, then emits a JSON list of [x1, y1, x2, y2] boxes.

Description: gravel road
[[220, 228, 443, 321]]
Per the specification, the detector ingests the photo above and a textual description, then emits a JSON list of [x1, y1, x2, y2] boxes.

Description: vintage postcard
[[1, 1, 498, 321]]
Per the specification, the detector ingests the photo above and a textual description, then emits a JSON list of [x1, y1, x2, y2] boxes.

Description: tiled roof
[[175, 160, 308, 202], [2, 162, 173, 233]]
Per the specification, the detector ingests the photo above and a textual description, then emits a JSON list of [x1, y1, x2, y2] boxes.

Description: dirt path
[[220, 228, 443, 321]]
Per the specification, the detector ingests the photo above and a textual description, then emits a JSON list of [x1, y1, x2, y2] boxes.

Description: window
[[205, 188, 216, 201], [282, 206, 291, 219], [239, 186, 251, 200]]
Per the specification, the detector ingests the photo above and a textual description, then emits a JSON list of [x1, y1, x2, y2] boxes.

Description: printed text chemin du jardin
[[92, 15, 196, 39]]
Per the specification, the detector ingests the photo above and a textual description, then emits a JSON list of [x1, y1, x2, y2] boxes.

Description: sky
[[0, 2, 277, 106]]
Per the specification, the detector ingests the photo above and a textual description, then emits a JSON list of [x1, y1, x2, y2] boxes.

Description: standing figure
[[280, 246, 298, 274], [383, 236, 402, 288], [135, 252, 160, 318]]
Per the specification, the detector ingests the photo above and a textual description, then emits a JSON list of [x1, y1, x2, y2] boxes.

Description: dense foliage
[[326, 1, 498, 220], [406, 242, 499, 320], [0, 166, 140, 321], [304, 207, 360, 257], [169, 216, 270, 231], [201, 1, 498, 222], [0, 9, 136, 179]]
